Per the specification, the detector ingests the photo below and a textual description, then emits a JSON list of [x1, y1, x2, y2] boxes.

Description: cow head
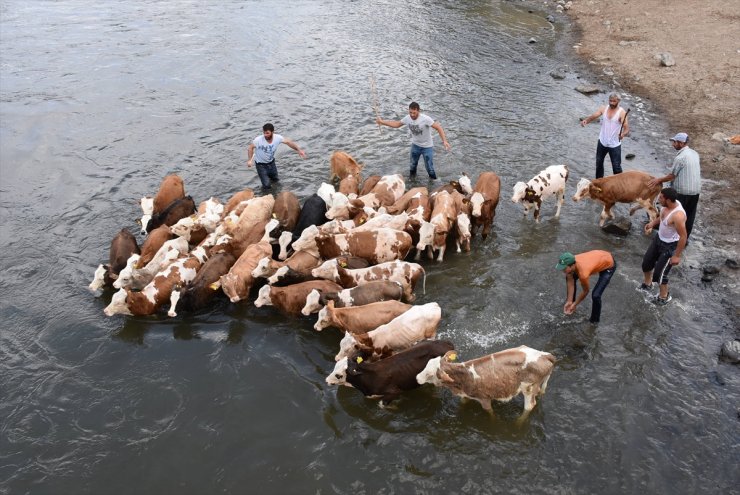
[[311, 259, 339, 282], [455, 213, 471, 252], [314, 300, 335, 331], [277, 231, 293, 260], [103, 288, 132, 316], [416, 356, 443, 385], [335, 333, 362, 362], [458, 173, 473, 195], [326, 357, 352, 386], [316, 182, 336, 209], [112, 254, 141, 289], [89, 264, 109, 292], [253, 285, 273, 307], [572, 178, 592, 201], [251, 257, 273, 279], [301, 289, 323, 316], [511, 182, 528, 203], [267, 266, 290, 285], [291, 225, 319, 253], [170, 215, 197, 239], [416, 220, 434, 252], [470, 192, 485, 217]]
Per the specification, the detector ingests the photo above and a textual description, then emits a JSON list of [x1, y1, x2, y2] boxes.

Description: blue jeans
[[570, 261, 617, 323], [410, 144, 437, 179], [595, 141, 622, 178], [256, 160, 279, 189]]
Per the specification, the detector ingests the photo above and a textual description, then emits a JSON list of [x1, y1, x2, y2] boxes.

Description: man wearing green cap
[[556, 250, 616, 323]]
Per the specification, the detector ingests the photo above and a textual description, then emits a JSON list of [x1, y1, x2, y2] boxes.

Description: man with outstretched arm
[[247, 123, 306, 190], [639, 187, 687, 305], [580, 92, 630, 178], [376, 101, 451, 180], [556, 250, 617, 324]]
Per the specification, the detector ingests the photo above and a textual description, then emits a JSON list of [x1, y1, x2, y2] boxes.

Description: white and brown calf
[[114, 237, 190, 290], [334, 302, 442, 362], [220, 219, 279, 303], [572, 170, 661, 227], [416, 190, 462, 262], [511, 164, 569, 222], [315, 228, 412, 265], [416, 346, 556, 418]]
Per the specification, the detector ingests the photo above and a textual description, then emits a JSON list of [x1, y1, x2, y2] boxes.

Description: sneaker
[[428, 175, 438, 180], [637, 283, 653, 292], [654, 294, 672, 306]]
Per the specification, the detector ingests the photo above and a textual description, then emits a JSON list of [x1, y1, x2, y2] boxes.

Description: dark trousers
[[255, 160, 279, 189], [570, 262, 617, 323], [642, 235, 678, 285], [595, 141, 622, 178], [676, 193, 699, 239]]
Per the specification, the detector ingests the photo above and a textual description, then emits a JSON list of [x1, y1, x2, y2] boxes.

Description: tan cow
[[469, 171, 501, 240], [272, 191, 301, 233], [329, 150, 364, 182], [416, 346, 556, 420], [416, 190, 462, 262], [335, 302, 442, 362], [254, 279, 342, 316], [220, 219, 279, 303], [223, 189, 255, 216], [572, 170, 660, 226], [314, 299, 412, 333], [152, 174, 186, 216]]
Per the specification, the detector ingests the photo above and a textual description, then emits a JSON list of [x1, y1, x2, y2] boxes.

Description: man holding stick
[[376, 102, 451, 180], [580, 92, 630, 178]]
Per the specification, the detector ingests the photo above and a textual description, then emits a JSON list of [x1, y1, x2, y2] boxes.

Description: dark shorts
[[642, 235, 678, 285]]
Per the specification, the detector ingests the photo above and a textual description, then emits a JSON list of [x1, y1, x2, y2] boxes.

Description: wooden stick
[[370, 74, 382, 134], [619, 108, 630, 140]]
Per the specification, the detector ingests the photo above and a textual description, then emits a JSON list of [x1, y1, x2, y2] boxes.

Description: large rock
[[601, 217, 632, 236], [658, 52, 676, 67], [720, 340, 740, 364], [576, 85, 601, 95]]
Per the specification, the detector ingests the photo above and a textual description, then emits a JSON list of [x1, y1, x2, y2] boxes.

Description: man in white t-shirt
[[247, 123, 306, 190], [376, 102, 451, 179], [580, 92, 630, 178]]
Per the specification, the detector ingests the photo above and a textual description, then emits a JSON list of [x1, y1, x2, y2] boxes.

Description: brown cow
[[89, 229, 141, 291], [338, 174, 360, 196], [223, 188, 255, 216], [152, 174, 185, 215], [272, 191, 301, 233], [254, 279, 342, 316], [572, 170, 660, 226], [314, 299, 412, 333], [359, 175, 382, 195], [136, 224, 174, 268], [329, 151, 364, 182], [416, 346, 556, 419], [469, 171, 501, 239]]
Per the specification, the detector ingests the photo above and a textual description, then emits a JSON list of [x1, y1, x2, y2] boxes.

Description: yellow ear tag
[[272, 213, 277, 218], [356, 356, 363, 364], [447, 353, 458, 362], [209, 282, 219, 290], [359, 218, 366, 224], [340, 262, 347, 268]]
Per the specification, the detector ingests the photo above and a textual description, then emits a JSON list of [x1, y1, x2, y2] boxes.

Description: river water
[[1, 1, 737, 494]]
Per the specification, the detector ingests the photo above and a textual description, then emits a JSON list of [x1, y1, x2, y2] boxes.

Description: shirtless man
[[639, 187, 687, 305]]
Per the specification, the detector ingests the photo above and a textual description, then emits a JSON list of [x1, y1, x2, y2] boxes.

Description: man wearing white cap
[[648, 132, 701, 239]]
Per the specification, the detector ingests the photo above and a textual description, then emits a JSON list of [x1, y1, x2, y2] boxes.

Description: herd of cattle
[[89, 151, 664, 418]]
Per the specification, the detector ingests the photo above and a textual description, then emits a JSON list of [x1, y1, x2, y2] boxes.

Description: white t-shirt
[[401, 113, 435, 148], [253, 133, 284, 163]]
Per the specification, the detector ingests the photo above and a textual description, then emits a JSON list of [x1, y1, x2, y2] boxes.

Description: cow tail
[[422, 267, 427, 295]]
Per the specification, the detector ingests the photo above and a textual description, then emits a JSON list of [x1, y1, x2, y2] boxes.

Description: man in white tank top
[[580, 92, 630, 178], [639, 187, 687, 305]]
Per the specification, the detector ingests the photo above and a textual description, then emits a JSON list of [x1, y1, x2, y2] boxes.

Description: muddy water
[[1, 1, 737, 494]]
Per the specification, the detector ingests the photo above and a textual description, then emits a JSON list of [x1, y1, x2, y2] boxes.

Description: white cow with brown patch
[[311, 259, 425, 302], [511, 165, 569, 222], [416, 346, 556, 419]]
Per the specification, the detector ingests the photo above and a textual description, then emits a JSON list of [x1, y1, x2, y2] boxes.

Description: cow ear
[[439, 369, 455, 383]]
